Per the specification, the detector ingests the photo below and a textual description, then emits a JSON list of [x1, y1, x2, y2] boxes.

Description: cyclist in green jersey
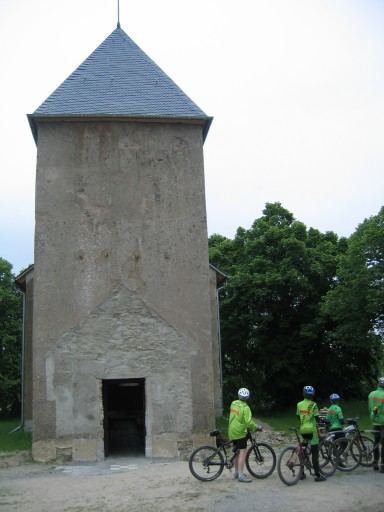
[[368, 376, 384, 472], [228, 387, 262, 482], [296, 385, 326, 482], [326, 393, 345, 439]]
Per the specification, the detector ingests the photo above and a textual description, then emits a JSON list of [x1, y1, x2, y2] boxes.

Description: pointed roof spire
[[28, 27, 212, 142], [117, 0, 120, 29]]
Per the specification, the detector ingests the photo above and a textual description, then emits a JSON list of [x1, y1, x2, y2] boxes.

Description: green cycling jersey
[[368, 387, 384, 425], [296, 398, 319, 445], [228, 399, 258, 440], [326, 403, 344, 431]]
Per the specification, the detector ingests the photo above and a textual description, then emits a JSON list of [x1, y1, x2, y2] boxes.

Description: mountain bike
[[188, 428, 276, 482], [343, 417, 377, 468], [329, 422, 362, 471], [277, 427, 339, 486]]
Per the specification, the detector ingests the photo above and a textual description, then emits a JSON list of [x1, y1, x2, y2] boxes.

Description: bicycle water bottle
[[306, 444, 311, 455]]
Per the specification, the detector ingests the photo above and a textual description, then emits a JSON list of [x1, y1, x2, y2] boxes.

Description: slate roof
[[28, 26, 212, 142]]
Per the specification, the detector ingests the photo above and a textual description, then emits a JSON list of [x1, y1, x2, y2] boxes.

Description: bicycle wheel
[[277, 446, 303, 486], [189, 445, 224, 481], [334, 438, 362, 471], [359, 435, 375, 467], [318, 439, 338, 477], [246, 442, 276, 478]]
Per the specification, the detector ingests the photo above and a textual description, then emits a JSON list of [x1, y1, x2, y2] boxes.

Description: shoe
[[373, 463, 379, 471], [233, 472, 239, 479], [237, 474, 252, 482], [314, 474, 327, 482], [380, 465, 384, 474], [300, 471, 306, 480], [338, 462, 346, 468]]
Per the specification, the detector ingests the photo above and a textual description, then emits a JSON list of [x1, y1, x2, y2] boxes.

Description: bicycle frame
[[345, 417, 377, 467], [277, 425, 339, 485], [217, 441, 239, 469], [276, 427, 313, 486], [189, 428, 277, 481], [290, 428, 313, 470], [215, 429, 269, 469]]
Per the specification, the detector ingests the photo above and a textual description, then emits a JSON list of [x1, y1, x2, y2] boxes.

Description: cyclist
[[228, 387, 261, 483], [368, 376, 384, 472], [326, 393, 346, 439], [296, 385, 326, 482]]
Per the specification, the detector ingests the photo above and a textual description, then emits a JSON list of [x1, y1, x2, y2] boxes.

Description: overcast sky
[[1, 0, 384, 275]]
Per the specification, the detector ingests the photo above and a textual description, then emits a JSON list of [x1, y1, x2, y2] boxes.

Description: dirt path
[[0, 454, 381, 512]]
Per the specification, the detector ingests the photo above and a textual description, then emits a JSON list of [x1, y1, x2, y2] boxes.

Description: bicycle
[[342, 417, 376, 468], [277, 427, 339, 486], [317, 421, 343, 473], [316, 416, 374, 472], [188, 428, 276, 482]]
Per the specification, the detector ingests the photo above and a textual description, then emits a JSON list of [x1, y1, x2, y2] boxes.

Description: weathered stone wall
[[32, 120, 215, 461]]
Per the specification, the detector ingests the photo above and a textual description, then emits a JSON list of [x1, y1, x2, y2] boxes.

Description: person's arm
[[368, 393, 373, 414], [368, 393, 377, 421], [243, 406, 260, 432]]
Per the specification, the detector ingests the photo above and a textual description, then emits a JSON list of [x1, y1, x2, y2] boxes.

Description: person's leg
[[234, 453, 239, 473], [234, 437, 251, 482], [311, 443, 320, 475], [237, 448, 247, 475], [311, 444, 326, 482], [373, 426, 380, 470], [380, 427, 384, 472], [232, 441, 239, 476]]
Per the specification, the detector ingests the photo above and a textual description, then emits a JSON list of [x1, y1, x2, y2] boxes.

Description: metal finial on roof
[[117, 0, 120, 28]]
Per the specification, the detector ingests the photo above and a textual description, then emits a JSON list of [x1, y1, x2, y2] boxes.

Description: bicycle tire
[[246, 442, 276, 478], [318, 439, 338, 477], [277, 446, 303, 486], [188, 445, 224, 481], [334, 437, 362, 471], [358, 435, 375, 467]]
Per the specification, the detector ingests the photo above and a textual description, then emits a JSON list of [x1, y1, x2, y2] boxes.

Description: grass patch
[[0, 419, 32, 452], [216, 400, 373, 435], [262, 400, 372, 432], [341, 400, 371, 431]]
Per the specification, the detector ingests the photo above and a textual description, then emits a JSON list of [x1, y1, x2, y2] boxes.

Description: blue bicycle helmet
[[330, 393, 340, 401], [303, 385, 315, 397]]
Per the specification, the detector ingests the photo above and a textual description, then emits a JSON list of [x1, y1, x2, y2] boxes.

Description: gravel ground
[[0, 451, 382, 512]]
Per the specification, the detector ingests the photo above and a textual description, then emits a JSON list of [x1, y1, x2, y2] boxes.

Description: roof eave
[[27, 114, 213, 145]]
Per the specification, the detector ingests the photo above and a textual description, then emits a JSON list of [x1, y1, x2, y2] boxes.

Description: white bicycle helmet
[[238, 388, 250, 400], [378, 377, 384, 388]]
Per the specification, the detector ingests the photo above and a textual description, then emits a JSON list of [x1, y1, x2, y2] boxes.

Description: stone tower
[[26, 26, 221, 462]]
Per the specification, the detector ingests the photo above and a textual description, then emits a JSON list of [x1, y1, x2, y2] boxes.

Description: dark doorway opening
[[102, 378, 145, 457]]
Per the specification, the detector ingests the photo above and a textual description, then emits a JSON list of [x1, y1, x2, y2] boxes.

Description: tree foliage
[[321, 207, 384, 394], [209, 202, 359, 410], [0, 258, 22, 417]]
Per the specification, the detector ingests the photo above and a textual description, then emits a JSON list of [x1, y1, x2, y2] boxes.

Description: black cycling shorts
[[232, 437, 247, 450]]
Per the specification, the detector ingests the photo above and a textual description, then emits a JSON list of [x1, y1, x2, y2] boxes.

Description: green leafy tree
[[209, 203, 343, 410], [322, 207, 384, 395], [0, 258, 22, 417]]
